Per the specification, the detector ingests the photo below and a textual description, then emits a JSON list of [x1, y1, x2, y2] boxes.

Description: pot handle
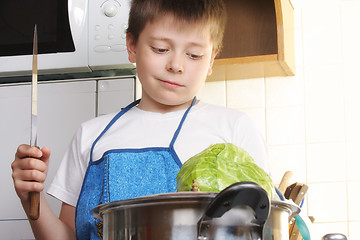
[[197, 182, 270, 239]]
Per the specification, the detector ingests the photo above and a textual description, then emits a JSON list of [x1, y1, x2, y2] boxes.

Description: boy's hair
[[127, 0, 227, 53]]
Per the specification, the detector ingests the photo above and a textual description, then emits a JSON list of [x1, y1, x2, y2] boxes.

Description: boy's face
[[127, 14, 216, 112]]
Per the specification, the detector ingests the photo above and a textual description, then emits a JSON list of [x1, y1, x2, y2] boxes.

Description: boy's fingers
[[12, 145, 49, 203], [12, 166, 46, 182], [12, 157, 47, 173], [15, 144, 29, 158], [24, 169, 47, 183], [40, 146, 51, 164], [16, 144, 42, 159], [13, 179, 44, 197], [26, 158, 48, 172]]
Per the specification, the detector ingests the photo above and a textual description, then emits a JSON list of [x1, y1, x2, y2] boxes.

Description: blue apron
[[75, 98, 196, 239]]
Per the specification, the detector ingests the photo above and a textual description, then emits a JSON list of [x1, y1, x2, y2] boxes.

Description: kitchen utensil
[[321, 233, 347, 240], [29, 24, 40, 221], [292, 185, 310, 240], [278, 171, 293, 194], [272, 177, 306, 240], [285, 183, 308, 208], [286, 183, 310, 240], [293, 214, 310, 240], [92, 182, 300, 240]]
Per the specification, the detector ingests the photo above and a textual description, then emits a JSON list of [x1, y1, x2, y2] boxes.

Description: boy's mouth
[[159, 79, 183, 88]]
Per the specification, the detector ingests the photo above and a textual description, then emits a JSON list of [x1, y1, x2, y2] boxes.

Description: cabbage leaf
[[176, 143, 275, 199]]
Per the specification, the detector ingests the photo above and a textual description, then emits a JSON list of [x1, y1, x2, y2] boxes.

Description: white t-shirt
[[48, 100, 269, 206]]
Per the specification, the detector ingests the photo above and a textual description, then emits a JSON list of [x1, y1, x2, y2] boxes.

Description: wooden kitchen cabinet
[[213, 0, 295, 79]]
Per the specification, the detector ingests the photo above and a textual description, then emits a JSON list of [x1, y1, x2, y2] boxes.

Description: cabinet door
[[97, 77, 135, 116], [0, 80, 96, 239]]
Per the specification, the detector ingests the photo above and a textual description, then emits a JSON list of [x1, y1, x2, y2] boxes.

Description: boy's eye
[[151, 47, 168, 54], [187, 53, 203, 60]]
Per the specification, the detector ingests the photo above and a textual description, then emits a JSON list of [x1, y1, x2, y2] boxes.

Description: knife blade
[[30, 25, 38, 148], [29, 24, 40, 221]]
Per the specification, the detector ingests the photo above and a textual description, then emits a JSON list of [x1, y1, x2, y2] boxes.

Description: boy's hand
[[11, 144, 51, 201]]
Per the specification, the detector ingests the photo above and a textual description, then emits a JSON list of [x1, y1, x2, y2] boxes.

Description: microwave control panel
[[88, 0, 133, 70]]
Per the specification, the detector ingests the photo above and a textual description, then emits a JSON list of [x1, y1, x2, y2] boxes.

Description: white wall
[[197, 0, 360, 239]]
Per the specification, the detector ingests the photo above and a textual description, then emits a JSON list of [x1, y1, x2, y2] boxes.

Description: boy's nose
[[166, 54, 184, 73]]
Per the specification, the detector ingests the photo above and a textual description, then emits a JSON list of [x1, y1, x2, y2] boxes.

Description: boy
[[11, 0, 268, 239]]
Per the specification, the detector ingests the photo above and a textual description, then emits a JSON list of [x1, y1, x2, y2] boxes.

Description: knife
[[29, 24, 40, 221], [278, 170, 293, 194]]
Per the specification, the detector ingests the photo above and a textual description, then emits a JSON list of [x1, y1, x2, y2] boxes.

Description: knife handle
[[28, 145, 40, 220], [29, 191, 40, 220]]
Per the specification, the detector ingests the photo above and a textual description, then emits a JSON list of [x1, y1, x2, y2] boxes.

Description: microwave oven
[[0, 0, 133, 77]]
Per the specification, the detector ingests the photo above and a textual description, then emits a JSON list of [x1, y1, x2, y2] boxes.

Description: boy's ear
[[126, 33, 136, 63], [207, 50, 218, 76]]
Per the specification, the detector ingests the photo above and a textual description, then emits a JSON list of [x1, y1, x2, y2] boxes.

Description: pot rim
[[91, 192, 300, 220]]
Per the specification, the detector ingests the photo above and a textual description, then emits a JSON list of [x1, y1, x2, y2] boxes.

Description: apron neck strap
[[169, 97, 197, 149], [90, 99, 140, 162], [90, 97, 197, 162]]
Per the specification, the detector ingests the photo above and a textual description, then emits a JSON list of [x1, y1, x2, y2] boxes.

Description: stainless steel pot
[[92, 182, 300, 240]]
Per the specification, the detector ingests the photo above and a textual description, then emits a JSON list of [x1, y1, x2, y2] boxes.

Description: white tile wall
[[347, 142, 360, 181], [341, 1, 360, 65], [266, 106, 306, 145], [238, 108, 266, 139], [343, 65, 360, 144], [308, 182, 348, 222], [348, 181, 360, 221], [197, 0, 360, 238], [302, 0, 342, 66], [267, 144, 306, 183], [197, 80, 226, 106], [265, 76, 304, 108], [226, 78, 265, 109], [349, 222, 360, 240], [306, 142, 347, 182]]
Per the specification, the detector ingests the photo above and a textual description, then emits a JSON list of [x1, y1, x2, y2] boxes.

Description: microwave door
[[0, 0, 75, 57]]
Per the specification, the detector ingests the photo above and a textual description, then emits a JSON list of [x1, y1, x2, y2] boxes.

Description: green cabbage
[[176, 143, 275, 199]]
